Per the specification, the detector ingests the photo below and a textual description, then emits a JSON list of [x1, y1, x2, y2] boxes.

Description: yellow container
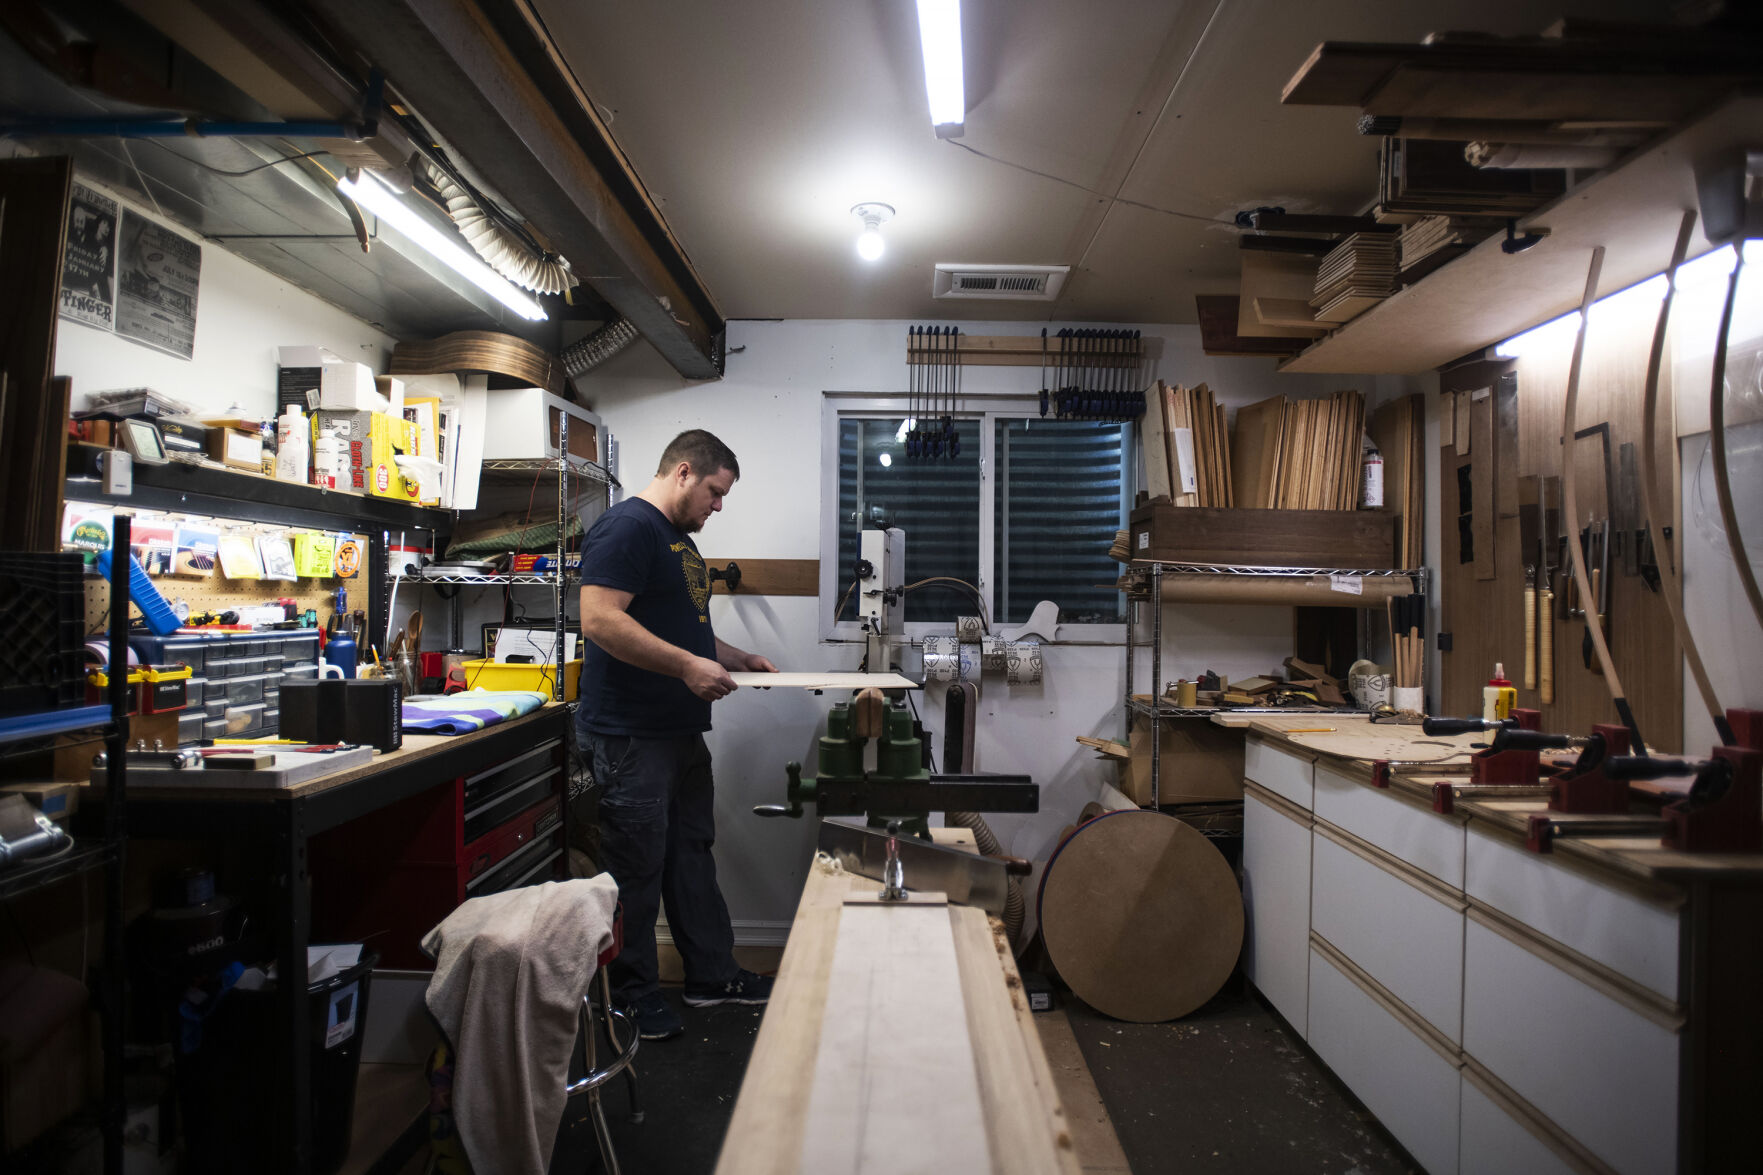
[[458, 658, 581, 701]]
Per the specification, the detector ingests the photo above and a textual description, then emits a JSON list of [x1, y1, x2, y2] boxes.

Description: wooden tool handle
[[1523, 586, 1537, 689], [1538, 589, 1554, 704]]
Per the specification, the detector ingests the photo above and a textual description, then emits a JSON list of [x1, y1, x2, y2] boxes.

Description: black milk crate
[[0, 553, 87, 716]]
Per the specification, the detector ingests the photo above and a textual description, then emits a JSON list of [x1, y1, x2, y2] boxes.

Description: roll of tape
[[923, 636, 959, 683], [1005, 640, 1043, 685], [956, 615, 984, 643], [981, 636, 1007, 673]]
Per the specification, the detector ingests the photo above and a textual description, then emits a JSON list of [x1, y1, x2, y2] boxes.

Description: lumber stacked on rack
[[390, 330, 565, 396], [1225, 391, 1366, 511], [1370, 392, 1426, 568], [1397, 215, 1499, 285], [1311, 234, 1399, 324], [1378, 137, 1564, 219], [1155, 382, 1233, 507]]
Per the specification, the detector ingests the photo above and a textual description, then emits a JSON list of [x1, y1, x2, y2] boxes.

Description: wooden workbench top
[[89, 704, 567, 804], [716, 854, 1080, 1175], [1216, 714, 1763, 884]]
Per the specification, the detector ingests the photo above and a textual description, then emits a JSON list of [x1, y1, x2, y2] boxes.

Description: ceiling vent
[[933, 263, 1070, 301]]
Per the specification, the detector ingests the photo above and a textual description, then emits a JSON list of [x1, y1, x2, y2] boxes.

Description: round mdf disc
[[1037, 809, 1244, 1023]]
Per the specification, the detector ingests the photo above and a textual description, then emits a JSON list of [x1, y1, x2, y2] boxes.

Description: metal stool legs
[[568, 971, 640, 1174]]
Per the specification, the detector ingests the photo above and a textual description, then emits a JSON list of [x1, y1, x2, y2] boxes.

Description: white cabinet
[[1308, 944, 1462, 1175], [1311, 825, 1465, 1044], [1461, 914, 1681, 1175], [1314, 762, 1466, 888], [1459, 1070, 1592, 1175], [1465, 825, 1682, 1001], [1244, 737, 1314, 809], [1242, 787, 1312, 1036]]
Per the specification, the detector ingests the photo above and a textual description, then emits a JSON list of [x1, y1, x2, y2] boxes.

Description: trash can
[[177, 949, 379, 1174]]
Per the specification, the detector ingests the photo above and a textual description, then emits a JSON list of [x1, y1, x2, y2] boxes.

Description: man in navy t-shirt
[[576, 429, 777, 1040]]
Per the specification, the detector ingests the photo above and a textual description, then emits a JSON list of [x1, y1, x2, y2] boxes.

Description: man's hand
[[740, 653, 779, 673], [683, 655, 739, 701]]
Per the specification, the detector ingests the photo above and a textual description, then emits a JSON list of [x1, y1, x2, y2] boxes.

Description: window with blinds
[[832, 413, 1130, 628]]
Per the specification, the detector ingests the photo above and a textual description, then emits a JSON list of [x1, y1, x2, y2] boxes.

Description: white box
[[374, 375, 406, 416], [318, 360, 389, 413], [480, 387, 601, 464]]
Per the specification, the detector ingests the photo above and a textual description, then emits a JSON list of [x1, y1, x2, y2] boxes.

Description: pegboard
[[72, 501, 369, 638]]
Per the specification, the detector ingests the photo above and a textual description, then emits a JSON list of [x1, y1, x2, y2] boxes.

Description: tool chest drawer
[[463, 769, 561, 846], [465, 798, 564, 887], [1242, 787, 1312, 1036], [1462, 913, 1680, 1175], [466, 828, 564, 897], [463, 740, 562, 809], [1464, 826, 1681, 1000], [1314, 763, 1466, 888], [1460, 1065, 1595, 1175], [1244, 736, 1314, 809], [1312, 825, 1465, 1044], [1308, 942, 1462, 1175]]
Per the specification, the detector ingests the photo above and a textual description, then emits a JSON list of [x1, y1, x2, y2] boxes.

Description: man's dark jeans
[[580, 723, 739, 1002]]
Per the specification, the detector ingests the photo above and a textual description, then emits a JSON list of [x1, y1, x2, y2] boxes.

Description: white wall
[[52, 177, 395, 419], [576, 318, 1414, 937]]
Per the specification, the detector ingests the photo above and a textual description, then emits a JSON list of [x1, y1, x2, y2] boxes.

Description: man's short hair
[[657, 429, 740, 480]]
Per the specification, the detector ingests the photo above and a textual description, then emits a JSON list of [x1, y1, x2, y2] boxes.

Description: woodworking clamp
[[1419, 710, 1547, 783]]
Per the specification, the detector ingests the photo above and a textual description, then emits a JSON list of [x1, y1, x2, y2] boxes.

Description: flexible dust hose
[[948, 811, 1025, 944], [1708, 248, 1763, 643], [563, 319, 641, 379], [1640, 211, 1736, 747], [1560, 246, 1648, 755], [426, 163, 576, 294]]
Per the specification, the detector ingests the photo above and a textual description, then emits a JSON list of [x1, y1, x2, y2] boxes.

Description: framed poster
[[60, 183, 117, 330], [116, 210, 201, 358]]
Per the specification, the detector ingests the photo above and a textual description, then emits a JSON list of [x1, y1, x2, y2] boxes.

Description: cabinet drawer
[[1242, 787, 1312, 1037], [1460, 1065, 1600, 1175], [1314, 763, 1466, 889], [1312, 826, 1464, 1044], [464, 739, 562, 809], [1244, 736, 1313, 809], [1308, 943, 1462, 1175], [1462, 914, 1679, 1175], [1464, 826, 1681, 1000]]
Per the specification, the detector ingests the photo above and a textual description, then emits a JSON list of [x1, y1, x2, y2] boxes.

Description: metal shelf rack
[[399, 419, 616, 700], [1123, 560, 1428, 808], [0, 518, 131, 1173]]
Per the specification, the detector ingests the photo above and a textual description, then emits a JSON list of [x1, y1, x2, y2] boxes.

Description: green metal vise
[[754, 694, 1037, 836]]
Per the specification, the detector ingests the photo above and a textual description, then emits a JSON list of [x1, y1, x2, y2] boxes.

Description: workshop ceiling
[[534, 0, 1672, 323]]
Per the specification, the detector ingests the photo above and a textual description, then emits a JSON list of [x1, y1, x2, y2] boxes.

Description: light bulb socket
[[851, 202, 895, 229]]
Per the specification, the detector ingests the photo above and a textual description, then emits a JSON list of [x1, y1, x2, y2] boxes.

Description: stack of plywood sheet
[[1228, 390, 1366, 511], [1311, 234, 1399, 324], [1157, 382, 1233, 507], [1369, 392, 1426, 567], [1397, 215, 1499, 285]]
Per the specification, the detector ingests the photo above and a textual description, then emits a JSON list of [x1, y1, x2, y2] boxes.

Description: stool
[[568, 908, 641, 1174]]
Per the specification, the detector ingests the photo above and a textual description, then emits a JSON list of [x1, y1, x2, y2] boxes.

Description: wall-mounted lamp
[[852, 203, 895, 262]]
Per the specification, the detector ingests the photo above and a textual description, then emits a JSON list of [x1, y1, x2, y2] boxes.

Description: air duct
[[424, 160, 575, 295]]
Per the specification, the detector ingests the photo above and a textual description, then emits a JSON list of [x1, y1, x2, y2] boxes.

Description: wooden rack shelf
[[1279, 93, 1763, 375]]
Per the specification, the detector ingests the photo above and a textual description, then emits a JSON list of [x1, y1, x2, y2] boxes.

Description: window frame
[[818, 391, 1129, 645]]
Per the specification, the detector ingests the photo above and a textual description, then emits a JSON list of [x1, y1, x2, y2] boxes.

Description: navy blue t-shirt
[[577, 498, 716, 737]]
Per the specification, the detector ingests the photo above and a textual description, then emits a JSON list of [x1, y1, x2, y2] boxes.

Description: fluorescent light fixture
[[1495, 242, 1760, 359], [337, 170, 548, 321], [916, 0, 965, 138]]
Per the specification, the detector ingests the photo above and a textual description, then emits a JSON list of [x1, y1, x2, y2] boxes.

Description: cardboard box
[[204, 426, 263, 471], [319, 360, 389, 413], [480, 387, 600, 464], [1119, 717, 1245, 806], [314, 409, 416, 500]]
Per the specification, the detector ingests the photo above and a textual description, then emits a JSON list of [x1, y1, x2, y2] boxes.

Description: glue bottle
[[1482, 663, 1516, 722], [275, 405, 309, 484]]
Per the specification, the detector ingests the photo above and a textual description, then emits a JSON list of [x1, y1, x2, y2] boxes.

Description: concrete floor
[[552, 979, 1419, 1174]]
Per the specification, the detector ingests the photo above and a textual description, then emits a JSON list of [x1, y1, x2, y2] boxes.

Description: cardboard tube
[[1158, 575, 1412, 608]]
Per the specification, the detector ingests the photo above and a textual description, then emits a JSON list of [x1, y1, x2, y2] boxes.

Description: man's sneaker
[[625, 991, 683, 1041], [682, 969, 774, 1008]]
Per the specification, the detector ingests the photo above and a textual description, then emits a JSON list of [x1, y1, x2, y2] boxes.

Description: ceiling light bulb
[[851, 202, 894, 264]]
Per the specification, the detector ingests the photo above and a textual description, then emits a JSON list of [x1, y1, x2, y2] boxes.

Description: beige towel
[[423, 876, 619, 1174]]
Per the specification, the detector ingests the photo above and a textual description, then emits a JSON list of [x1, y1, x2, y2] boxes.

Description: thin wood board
[[731, 672, 919, 690], [800, 902, 992, 1174]]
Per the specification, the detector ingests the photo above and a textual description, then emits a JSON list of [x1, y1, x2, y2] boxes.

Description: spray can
[[1360, 439, 1384, 509]]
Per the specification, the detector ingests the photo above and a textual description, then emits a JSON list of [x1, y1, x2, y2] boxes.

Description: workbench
[[114, 704, 572, 1175], [1229, 714, 1762, 1175], [716, 839, 1081, 1175]]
